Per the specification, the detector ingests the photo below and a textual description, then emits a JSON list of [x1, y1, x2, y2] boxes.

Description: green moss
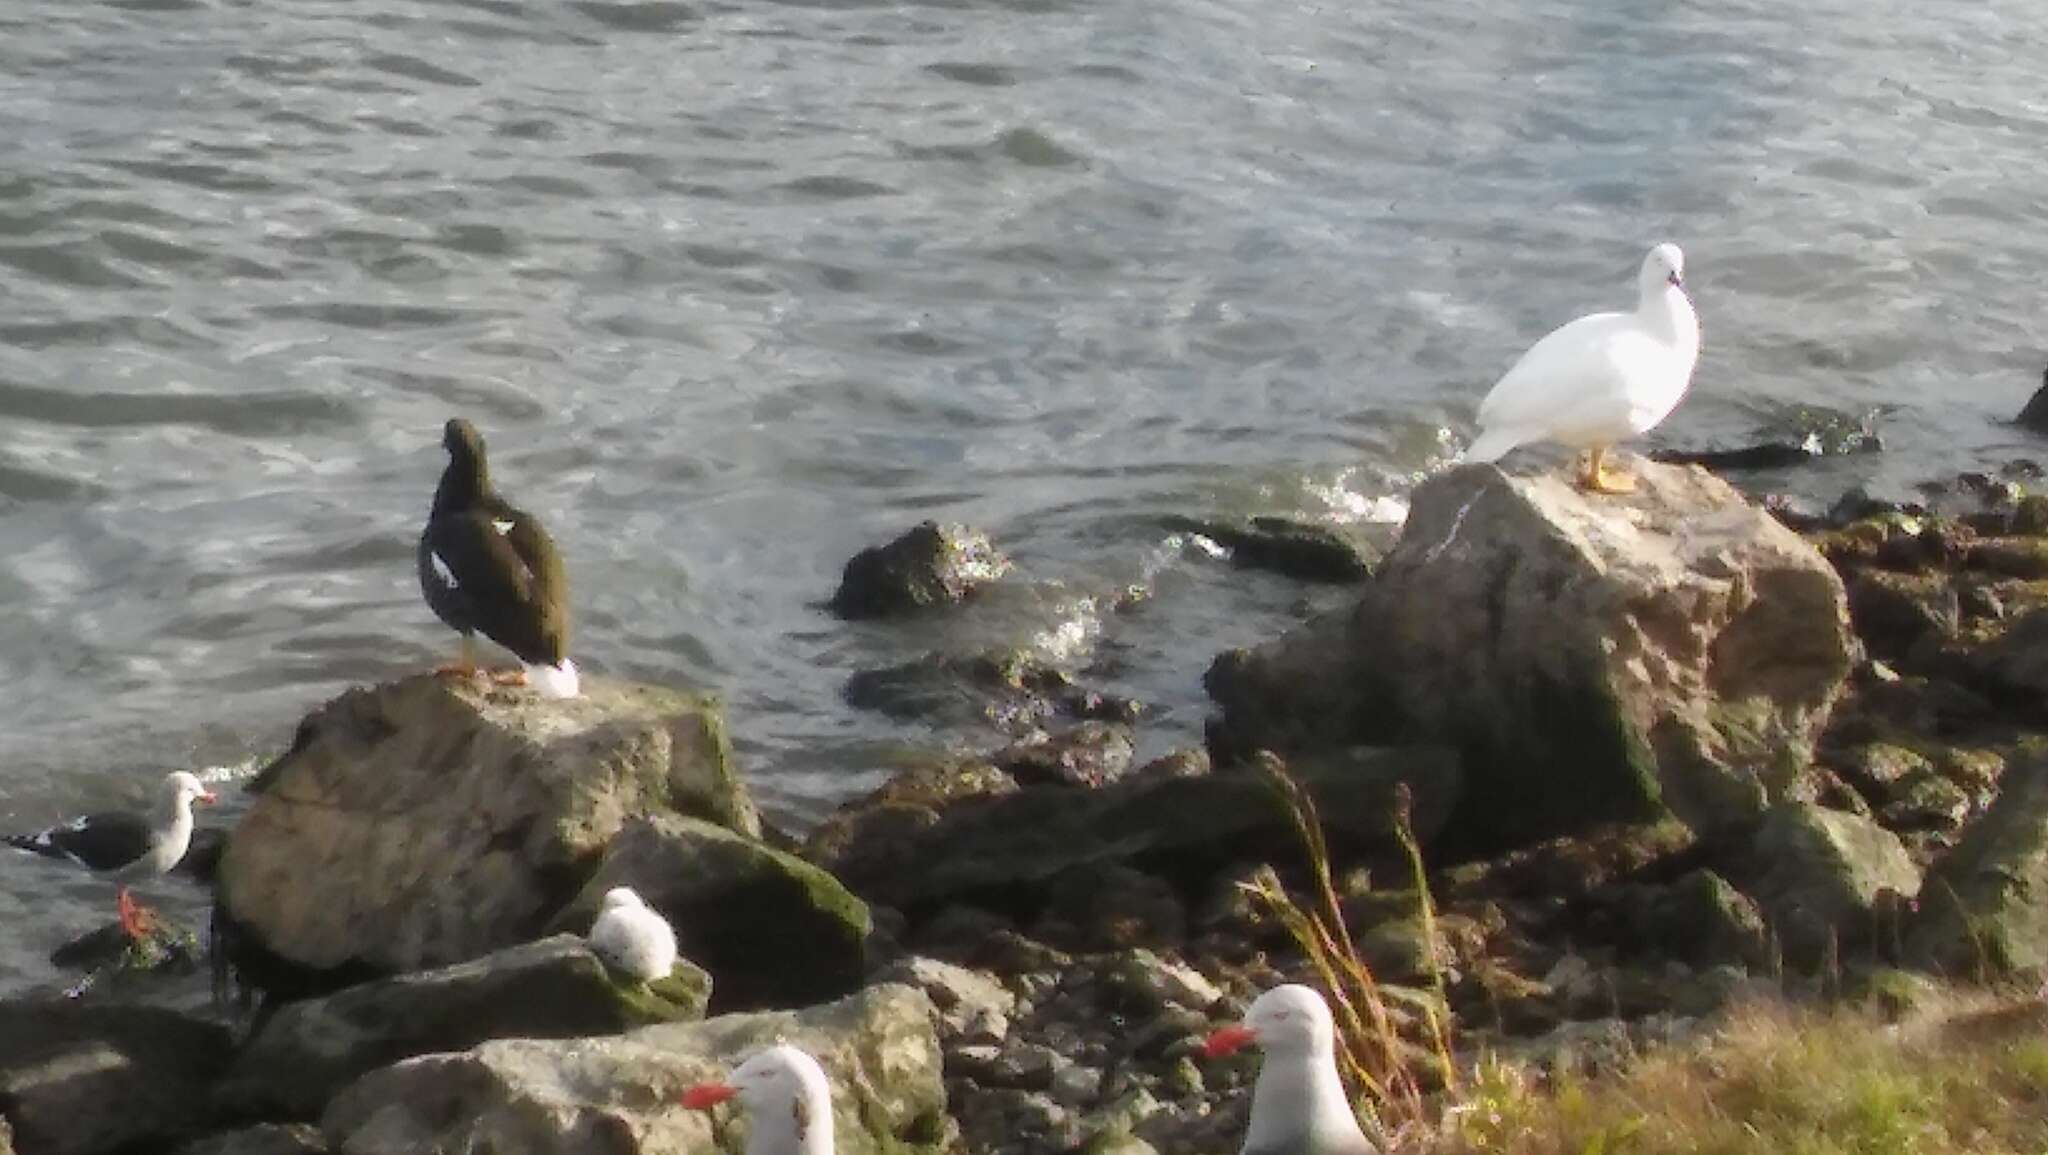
[[604, 962, 713, 1025], [1448, 663, 1666, 853]]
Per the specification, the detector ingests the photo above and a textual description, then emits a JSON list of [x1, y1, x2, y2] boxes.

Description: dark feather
[[4, 810, 152, 872]]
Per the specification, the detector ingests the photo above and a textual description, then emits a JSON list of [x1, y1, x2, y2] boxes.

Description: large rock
[[0, 1000, 233, 1155], [1208, 462, 1855, 850], [810, 746, 1461, 910], [216, 675, 752, 988], [319, 983, 947, 1155], [829, 521, 1010, 619], [547, 815, 871, 1012], [215, 935, 709, 1120], [1908, 757, 2048, 977], [1747, 803, 1920, 968], [175, 1126, 327, 1155]]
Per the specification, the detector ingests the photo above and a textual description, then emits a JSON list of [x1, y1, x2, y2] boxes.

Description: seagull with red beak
[[4, 770, 218, 941], [682, 1044, 835, 1155], [1202, 984, 1379, 1155]]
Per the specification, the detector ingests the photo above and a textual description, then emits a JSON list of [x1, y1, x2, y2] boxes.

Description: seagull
[[417, 417, 579, 698], [4, 770, 218, 940], [683, 1044, 836, 1155], [586, 886, 677, 985], [1466, 242, 1701, 495], [1203, 984, 1378, 1155]]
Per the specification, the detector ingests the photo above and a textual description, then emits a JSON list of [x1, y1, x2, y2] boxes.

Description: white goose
[[1467, 242, 1701, 494], [1203, 984, 1378, 1155], [683, 1044, 835, 1155]]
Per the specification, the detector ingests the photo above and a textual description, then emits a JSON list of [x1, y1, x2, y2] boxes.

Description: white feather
[[429, 551, 459, 590], [491, 519, 515, 535], [525, 658, 580, 699], [588, 888, 676, 983]]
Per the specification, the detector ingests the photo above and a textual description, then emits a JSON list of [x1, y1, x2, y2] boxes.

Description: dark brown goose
[[417, 418, 579, 698]]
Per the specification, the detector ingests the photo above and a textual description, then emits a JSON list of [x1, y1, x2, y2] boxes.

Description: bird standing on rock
[[1466, 242, 1701, 495], [587, 886, 677, 984], [683, 1044, 837, 1155], [1203, 984, 1380, 1155], [4, 770, 217, 941], [418, 417, 580, 698]]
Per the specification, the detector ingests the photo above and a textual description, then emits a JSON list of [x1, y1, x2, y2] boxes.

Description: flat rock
[[1209, 461, 1854, 850], [320, 983, 947, 1155], [813, 745, 1460, 910], [216, 935, 709, 1120], [0, 1000, 233, 1155], [546, 814, 870, 1011], [216, 675, 752, 989]]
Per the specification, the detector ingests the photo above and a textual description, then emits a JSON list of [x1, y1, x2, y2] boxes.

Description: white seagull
[[4, 770, 218, 940], [1467, 242, 1701, 494], [586, 886, 677, 984], [683, 1044, 836, 1155], [1203, 984, 1378, 1155]]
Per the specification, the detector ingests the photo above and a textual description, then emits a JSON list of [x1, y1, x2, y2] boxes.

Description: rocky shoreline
[[10, 454, 2048, 1155]]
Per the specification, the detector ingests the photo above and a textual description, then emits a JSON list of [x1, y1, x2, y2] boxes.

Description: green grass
[[1439, 993, 2048, 1155], [1249, 756, 2048, 1155]]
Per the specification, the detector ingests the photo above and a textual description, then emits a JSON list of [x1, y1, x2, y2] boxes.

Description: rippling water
[[0, 0, 2043, 991]]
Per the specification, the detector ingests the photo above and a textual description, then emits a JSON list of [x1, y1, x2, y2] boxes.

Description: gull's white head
[[1202, 983, 1339, 1060], [683, 1044, 832, 1124], [600, 886, 646, 913], [1640, 242, 1686, 295], [162, 771, 218, 811]]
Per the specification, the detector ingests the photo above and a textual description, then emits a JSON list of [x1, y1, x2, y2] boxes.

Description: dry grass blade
[[1237, 755, 1455, 1137]]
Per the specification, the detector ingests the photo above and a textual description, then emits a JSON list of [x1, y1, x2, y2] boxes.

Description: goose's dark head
[[434, 418, 491, 510]]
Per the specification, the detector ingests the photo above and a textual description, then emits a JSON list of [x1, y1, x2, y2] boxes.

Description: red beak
[[198, 792, 219, 805], [1201, 1024, 1258, 1059], [682, 1082, 738, 1110]]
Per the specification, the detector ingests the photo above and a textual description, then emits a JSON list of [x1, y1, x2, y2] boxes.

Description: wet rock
[[50, 918, 202, 976], [1208, 462, 1854, 851], [0, 999, 232, 1155], [216, 675, 752, 995], [819, 745, 1460, 909], [1747, 803, 1920, 968], [844, 648, 1139, 731], [1964, 538, 2048, 580], [320, 983, 946, 1155], [830, 521, 1010, 619], [879, 956, 1016, 1043], [174, 1125, 328, 1155], [1961, 608, 2048, 708], [1160, 515, 1374, 583], [1845, 570, 1959, 661], [1129, 748, 1210, 783], [546, 813, 870, 1012], [995, 723, 1137, 789], [804, 760, 1019, 887], [2013, 365, 2048, 433], [1907, 757, 2048, 978], [215, 935, 709, 1120]]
